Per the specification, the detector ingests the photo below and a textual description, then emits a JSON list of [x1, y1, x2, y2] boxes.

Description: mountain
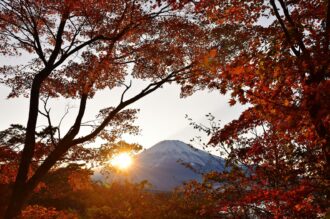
[[130, 140, 226, 191], [94, 140, 227, 191]]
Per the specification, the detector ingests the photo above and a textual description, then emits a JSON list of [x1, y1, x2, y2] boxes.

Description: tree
[[0, 0, 207, 217], [181, 0, 330, 217], [20, 163, 202, 219]]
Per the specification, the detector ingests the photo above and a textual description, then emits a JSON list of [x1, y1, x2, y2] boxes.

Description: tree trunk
[[4, 185, 30, 219], [4, 74, 45, 218]]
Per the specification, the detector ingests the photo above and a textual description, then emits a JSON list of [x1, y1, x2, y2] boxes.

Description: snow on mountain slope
[[136, 140, 224, 170], [129, 140, 226, 191]]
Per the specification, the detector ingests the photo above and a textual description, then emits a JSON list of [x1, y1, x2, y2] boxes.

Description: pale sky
[[0, 78, 245, 150]]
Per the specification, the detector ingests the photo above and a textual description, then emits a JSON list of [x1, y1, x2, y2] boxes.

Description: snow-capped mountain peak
[[130, 140, 226, 190], [94, 140, 226, 191]]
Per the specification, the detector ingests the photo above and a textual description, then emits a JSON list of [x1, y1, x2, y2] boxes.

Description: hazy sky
[[0, 78, 245, 150]]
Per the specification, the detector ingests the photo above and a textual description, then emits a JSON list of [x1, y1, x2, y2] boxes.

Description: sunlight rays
[[110, 152, 133, 170]]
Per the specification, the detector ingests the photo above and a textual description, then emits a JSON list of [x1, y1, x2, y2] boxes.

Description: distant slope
[[129, 140, 226, 191], [93, 140, 225, 191]]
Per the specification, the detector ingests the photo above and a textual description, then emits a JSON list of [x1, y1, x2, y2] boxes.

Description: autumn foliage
[[0, 0, 208, 217], [181, 0, 330, 218], [0, 164, 203, 219], [0, 0, 329, 218]]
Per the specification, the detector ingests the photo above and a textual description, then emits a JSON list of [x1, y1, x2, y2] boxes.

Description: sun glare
[[110, 152, 133, 170]]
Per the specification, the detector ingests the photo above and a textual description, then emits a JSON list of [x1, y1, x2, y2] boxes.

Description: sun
[[110, 152, 133, 170]]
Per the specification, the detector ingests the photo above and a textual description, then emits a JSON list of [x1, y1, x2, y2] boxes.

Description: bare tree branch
[[120, 80, 132, 103], [38, 96, 57, 146], [71, 64, 192, 146], [61, 94, 88, 142], [57, 104, 73, 140]]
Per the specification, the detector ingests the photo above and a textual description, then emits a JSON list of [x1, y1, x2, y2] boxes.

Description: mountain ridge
[[95, 140, 226, 191]]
